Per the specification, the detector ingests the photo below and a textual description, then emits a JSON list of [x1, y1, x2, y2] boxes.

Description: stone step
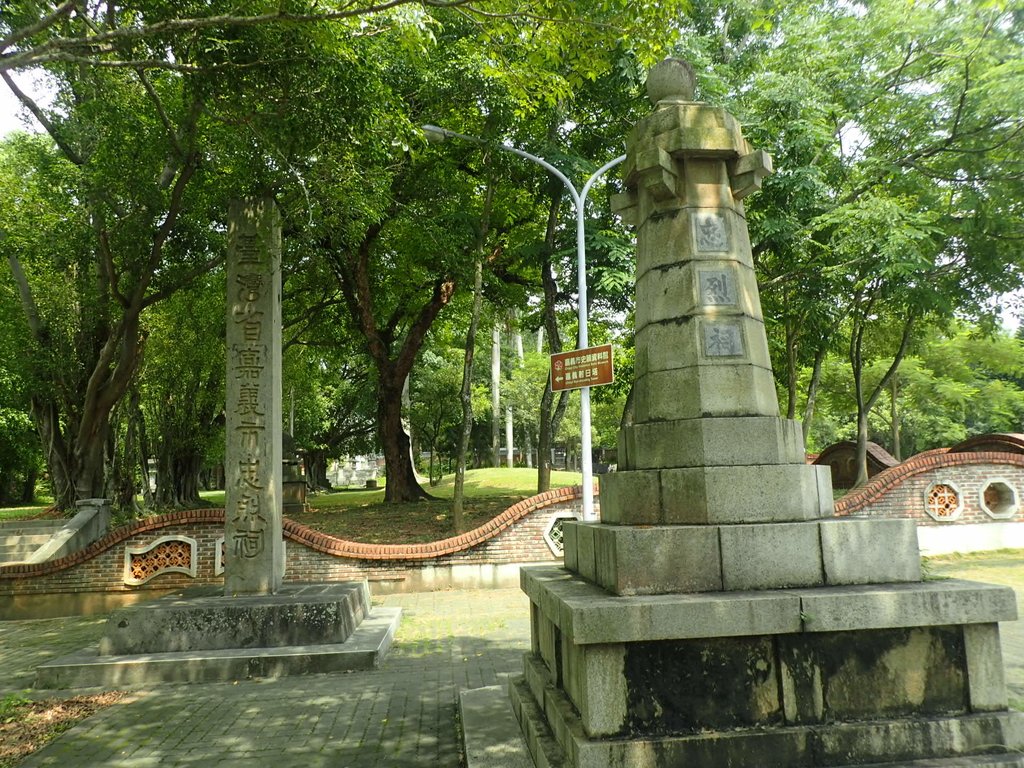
[[460, 680, 533, 768], [0, 532, 56, 547], [34, 607, 402, 688], [0, 518, 64, 533], [859, 756, 1024, 767], [0, 543, 44, 559]]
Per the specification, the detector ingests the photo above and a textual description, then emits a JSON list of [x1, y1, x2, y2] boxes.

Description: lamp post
[[423, 124, 625, 521]]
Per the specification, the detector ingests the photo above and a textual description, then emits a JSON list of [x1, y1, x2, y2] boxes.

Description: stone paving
[[0, 556, 1020, 767], [1, 589, 531, 767]]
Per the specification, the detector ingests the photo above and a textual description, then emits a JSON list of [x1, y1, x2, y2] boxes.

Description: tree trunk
[[802, 348, 825, 447], [890, 375, 902, 461], [19, 465, 37, 505], [453, 259, 483, 531], [331, 217, 454, 505], [505, 407, 514, 468], [378, 374, 431, 502], [305, 449, 331, 491], [850, 309, 915, 487], [491, 324, 501, 466], [854, 407, 871, 488]]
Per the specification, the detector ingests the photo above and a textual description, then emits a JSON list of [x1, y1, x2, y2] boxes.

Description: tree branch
[[0, 70, 84, 165]]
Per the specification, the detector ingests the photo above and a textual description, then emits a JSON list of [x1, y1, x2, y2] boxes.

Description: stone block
[[814, 463, 835, 516], [98, 582, 369, 655], [616, 426, 634, 470], [561, 642, 627, 737], [459, 684, 534, 768], [561, 520, 578, 571], [509, 676, 566, 768], [660, 464, 827, 524], [809, 711, 1024, 766], [623, 635, 782, 733], [964, 623, 1009, 711], [819, 518, 921, 585], [779, 626, 968, 724], [535, 608, 559, 680], [621, 416, 805, 473], [633, 316, 773, 374], [521, 566, 801, 645], [719, 522, 824, 590], [631, 104, 749, 163], [523, 652, 552, 710], [635, 364, 780, 422], [598, 470, 661, 525], [563, 522, 597, 582], [634, 261, 763, 332], [792, 579, 1019, 634], [590, 525, 722, 594], [633, 207, 753, 272], [225, 197, 284, 595]]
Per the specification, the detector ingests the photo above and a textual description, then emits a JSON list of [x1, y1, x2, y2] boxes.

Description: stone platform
[[511, 566, 1024, 767], [35, 582, 400, 688]]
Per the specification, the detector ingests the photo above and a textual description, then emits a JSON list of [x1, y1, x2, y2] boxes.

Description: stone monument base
[[512, 679, 1024, 767], [511, 566, 1024, 768], [35, 582, 400, 688]]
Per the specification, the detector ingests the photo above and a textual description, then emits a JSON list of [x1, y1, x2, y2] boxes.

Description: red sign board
[[550, 344, 614, 392]]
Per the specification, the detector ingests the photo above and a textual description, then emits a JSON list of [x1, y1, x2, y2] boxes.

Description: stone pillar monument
[[511, 59, 1024, 767], [225, 197, 284, 595]]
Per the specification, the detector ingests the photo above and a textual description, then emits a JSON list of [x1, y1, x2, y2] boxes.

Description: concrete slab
[[521, 566, 801, 644], [34, 606, 400, 688], [460, 681, 533, 768], [521, 567, 1020, 644], [857, 758, 1024, 767], [792, 579, 1019, 633]]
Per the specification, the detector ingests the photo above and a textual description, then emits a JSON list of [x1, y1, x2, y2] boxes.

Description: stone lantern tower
[[511, 58, 1024, 768]]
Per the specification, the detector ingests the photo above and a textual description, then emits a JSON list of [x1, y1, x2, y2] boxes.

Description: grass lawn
[[0, 500, 57, 522], [285, 467, 581, 543]]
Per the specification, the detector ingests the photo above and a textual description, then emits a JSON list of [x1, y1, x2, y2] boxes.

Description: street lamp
[[423, 124, 626, 521]]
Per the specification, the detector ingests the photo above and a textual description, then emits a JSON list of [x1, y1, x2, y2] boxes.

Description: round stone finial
[[646, 58, 696, 105]]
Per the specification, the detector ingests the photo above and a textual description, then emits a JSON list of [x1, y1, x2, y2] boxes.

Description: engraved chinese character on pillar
[[225, 197, 283, 595]]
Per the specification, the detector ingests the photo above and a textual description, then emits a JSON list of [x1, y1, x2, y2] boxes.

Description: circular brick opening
[[980, 480, 1018, 519]]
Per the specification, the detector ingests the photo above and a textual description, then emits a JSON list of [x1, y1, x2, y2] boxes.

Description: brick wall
[[834, 450, 1024, 524], [0, 488, 586, 596]]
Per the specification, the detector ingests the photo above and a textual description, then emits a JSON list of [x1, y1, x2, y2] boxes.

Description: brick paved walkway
[[0, 556, 1021, 767], [1, 589, 531, 767]]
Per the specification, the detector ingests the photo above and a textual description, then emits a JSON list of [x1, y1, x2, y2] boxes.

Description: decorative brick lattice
[[548, 519, 565, 549], [926, 484, 961, 520], [124, 536, 197, 585], [543, 514, 579, 556]]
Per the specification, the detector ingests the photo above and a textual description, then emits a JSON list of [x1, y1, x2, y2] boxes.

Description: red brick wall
[[834, 451, 1024, 526], [0, 488, 587, 596]]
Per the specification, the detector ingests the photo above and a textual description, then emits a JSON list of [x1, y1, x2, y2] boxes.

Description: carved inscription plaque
[[699, 269, 736, 306], [225, 198, 283, 594], [693, 212, 730, 253], [703, 321, 745, 357]]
